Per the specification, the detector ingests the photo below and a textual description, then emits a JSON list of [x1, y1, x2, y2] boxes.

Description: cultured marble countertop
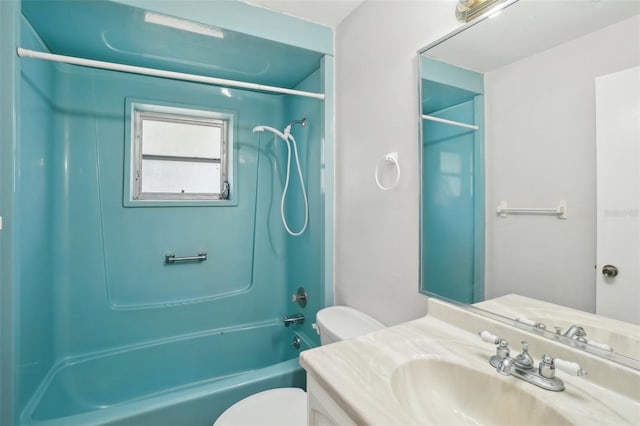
[[299, 316, 640, 425]]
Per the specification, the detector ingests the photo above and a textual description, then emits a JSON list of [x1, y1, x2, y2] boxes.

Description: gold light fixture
[[456, 0, 509, 23]]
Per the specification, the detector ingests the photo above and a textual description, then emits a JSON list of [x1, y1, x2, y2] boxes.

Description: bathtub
[[20, 321, 310, 426]]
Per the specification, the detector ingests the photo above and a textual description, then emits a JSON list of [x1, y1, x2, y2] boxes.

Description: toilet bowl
[[213, 306, 384, 426], [214, 388, 307, 426]]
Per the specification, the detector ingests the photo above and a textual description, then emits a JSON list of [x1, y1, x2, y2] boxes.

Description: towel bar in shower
[[165, 252, 208, 263]]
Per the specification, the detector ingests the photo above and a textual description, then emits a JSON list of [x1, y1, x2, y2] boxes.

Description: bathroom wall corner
[[0, 1, 20, 424]]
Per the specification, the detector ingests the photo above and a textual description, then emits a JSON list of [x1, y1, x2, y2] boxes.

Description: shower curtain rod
[[422, 114, 479, 130], [17, 48, 325, 100]]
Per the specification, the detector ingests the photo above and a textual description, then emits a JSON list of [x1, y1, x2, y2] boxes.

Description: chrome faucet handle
[[492, 339, 516, 375], [539, 354, 587, 379], [539, 354, 557, 379], [496, 338, 510, 360], [554, 326, 563, 335], [479, 331, 510, 357], [291, 287, 307, 308], [480, 331, 513, 369], [514, 341, 534, 370]]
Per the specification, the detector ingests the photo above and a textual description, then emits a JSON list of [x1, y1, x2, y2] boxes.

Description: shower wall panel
[[283, 69, 324, 345], [47, 63, 295, 359], [17, 17, 55, 413]]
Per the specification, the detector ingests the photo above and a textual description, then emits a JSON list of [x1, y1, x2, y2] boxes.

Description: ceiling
[[244, 0, 366, 28]]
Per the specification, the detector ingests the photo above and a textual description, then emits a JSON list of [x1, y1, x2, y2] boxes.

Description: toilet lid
[[213, 388, 307, 426]]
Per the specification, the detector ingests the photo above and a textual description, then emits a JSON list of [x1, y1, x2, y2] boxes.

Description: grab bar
[[165, 252, 208, 263]]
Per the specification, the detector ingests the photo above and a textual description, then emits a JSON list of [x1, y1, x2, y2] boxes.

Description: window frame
[[124, 100, 236, 207]]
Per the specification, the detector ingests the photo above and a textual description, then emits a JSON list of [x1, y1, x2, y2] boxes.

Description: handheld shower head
[[253, 125, 287, 140], [252, 118, 309, 237]]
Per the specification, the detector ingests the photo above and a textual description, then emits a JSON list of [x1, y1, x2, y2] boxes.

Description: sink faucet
[[558, 325, 587, 341], [479, 331, 587, 392], [283, 313, 305, 327], [554, 325, 614, 352]]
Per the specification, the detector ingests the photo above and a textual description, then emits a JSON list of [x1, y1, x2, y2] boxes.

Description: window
[[131, 106, 231, 202]]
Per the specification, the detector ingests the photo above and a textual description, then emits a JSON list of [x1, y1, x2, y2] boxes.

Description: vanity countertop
[[299, 314, 640, 426]]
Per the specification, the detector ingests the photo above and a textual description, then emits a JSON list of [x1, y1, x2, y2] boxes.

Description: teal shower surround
[[421, 56, 485, 304], [1, 1, 333, 425]]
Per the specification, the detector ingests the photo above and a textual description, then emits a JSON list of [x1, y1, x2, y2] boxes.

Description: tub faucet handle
[[291, 335, 301, 349], [291, 287, 307, 308]]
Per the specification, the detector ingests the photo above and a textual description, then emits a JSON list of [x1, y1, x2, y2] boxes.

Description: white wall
[[485, 16, 640, 312], [334, 1, 459, 325]]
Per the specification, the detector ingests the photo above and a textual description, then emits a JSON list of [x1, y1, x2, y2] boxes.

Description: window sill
[[123, 198, 238, 208]]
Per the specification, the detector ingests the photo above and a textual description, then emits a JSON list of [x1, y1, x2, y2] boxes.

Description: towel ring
[[374, 152, 401, 191]]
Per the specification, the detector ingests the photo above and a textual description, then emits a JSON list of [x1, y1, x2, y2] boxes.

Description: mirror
[[419, 0, 640, 365]]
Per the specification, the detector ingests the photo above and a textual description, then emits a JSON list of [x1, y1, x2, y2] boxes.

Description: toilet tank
[[315, 306, 385, 345]]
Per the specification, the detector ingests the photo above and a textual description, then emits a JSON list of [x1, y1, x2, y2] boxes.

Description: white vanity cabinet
[[307, 375, 356, 426]]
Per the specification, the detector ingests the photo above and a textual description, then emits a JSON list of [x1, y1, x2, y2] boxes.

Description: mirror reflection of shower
[[253, 118, 309, 236]]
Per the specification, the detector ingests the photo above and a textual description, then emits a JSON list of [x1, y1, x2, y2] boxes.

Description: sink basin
[[391, 358, 572, 425]]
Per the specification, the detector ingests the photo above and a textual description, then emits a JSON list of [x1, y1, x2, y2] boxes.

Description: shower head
[[252, 125, 288, 140]]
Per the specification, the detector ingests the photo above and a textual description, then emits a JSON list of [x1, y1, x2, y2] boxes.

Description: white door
[[595, 66, 640, 325]]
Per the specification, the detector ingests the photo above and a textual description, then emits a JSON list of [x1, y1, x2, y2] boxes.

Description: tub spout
[[283, 313, 305, 327]]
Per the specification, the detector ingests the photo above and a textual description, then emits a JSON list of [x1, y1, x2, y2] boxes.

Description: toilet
[[214, 306, 385, 426]]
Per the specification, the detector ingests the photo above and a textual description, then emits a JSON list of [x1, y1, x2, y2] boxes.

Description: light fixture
[[455, 0, 509, 23], [144, 11, 224, 39]]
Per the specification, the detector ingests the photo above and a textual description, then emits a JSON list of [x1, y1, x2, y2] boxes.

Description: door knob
[[602, 264, 618, 278]]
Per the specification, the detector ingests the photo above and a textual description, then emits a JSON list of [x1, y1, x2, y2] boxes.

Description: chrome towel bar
[[165, 252, 208, 263], [497, 200, 567, 219]]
